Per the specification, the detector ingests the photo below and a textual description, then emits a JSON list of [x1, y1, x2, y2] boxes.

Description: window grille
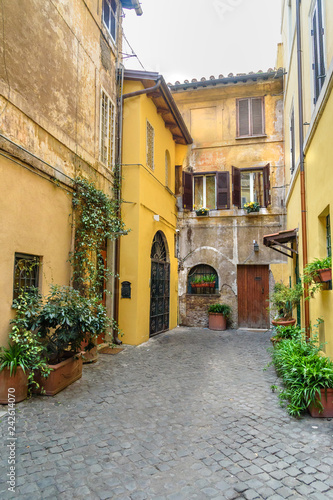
[[188, 264, 218, 295], [100, 90, 115, 169], [13, 253, 40, 300], [146, 121, 154, 169]]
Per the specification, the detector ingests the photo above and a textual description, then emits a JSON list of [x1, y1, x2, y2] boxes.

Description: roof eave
[[121, 0, 143, 16]]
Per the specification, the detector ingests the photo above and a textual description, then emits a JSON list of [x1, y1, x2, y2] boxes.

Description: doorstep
[[237, 328, 270, 333]]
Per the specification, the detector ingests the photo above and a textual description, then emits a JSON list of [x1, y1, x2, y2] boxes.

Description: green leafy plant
[[303, 256, 332, 295], [270, 334, 333, 417], [0, 342, 30, 376], [208, 303, 231, 317], [203, 274, 216, 283], [273, 324, 304, 341], [70, 177, 125, 299], [36, 285, 110, 364], [269, 282, 303, 320], [195, 207, 209, 216]]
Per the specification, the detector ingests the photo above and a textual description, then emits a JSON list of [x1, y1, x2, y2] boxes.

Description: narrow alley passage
[[1, 327, 332, 499]]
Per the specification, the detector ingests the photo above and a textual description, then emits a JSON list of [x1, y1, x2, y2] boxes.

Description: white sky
[[122, 0, 282, 84]]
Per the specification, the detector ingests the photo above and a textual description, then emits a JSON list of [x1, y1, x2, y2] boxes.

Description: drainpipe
[[296, 0, 310, 338], [122, 78, 162, 100]]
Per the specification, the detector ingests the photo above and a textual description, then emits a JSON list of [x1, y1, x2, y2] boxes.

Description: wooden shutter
[[252, 97, 264, 135], [182, 171, 193, 211], [232, 166, 241, 208], [216, 172, 230, 209], [237, 99, 250, 137], [263, 163, 271, 207], [318, 0, 325, 95]]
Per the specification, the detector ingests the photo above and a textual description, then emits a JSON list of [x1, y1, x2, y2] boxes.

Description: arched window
[[187, 264, 218, 294], [165, 150, 171, 189]]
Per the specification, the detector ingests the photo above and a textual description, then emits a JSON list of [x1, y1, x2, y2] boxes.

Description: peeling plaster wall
[[173, 77, 288, 328]]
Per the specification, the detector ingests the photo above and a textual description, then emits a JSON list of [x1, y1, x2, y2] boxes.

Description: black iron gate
[[150, 232, 170, 337]]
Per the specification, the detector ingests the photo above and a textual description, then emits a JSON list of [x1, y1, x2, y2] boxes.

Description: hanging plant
[[70, 176, 125, 300]]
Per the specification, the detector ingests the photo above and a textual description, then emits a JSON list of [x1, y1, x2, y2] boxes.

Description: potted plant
[[208, 303, 231, 331], [270, 334, 333, 417], [34, 285, 108, 396], [269, 282, 303, 327], [270, 324, 303, 346], [195, 207, 210, 216], [243, 201, 260, 214], [303, 256, 332, 290], [0, 343, 30, 404], [202, 274, 216, 288]]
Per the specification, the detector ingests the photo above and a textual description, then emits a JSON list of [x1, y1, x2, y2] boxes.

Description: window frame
[[310, 0, 326, 105], [99, 89, 115, 169], [13, 253, 40, 301], [187, 264, 219, 295], [146, 120, 155, 170], [289, 105, 296, 175], [193, 173, 216, 210], [102, 0, 118, 44], [236, 96, 265, 138], [232, 164, 271, 208]]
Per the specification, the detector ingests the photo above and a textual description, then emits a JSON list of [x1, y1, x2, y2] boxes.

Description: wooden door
[[237, 265, 269, 328]]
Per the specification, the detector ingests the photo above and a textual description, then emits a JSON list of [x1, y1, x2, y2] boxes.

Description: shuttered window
[[232, 164, 270, 208], [237, 97, 265, 137], [182, 171, 230, 211], [311, 0, 325, 104]]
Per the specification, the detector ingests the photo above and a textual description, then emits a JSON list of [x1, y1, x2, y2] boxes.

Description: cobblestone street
[[1, 327, 333, 499]]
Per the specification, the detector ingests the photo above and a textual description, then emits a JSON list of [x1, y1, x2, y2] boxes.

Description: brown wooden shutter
[[263, 163, 271, 207], [237, 99, 250, 137], [232, 166, 241, 208], [182, 171, 193, 210], [216, 172, 230, 209], [252, 97, 264, 135]]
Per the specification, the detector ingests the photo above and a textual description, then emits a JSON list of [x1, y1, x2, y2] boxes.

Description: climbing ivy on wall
[[70, 176, 124, 300]]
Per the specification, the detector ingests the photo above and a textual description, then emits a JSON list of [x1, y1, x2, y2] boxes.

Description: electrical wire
[[122, 28, 146, 71]]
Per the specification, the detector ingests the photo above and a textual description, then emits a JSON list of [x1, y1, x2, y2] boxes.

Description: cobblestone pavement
[[1, 327, 333, 500]]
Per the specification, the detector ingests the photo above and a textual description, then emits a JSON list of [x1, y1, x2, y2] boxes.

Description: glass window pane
[[206, 176, 216, 209], [241, 172, 251, 205], [253, 172, 263, 205], [103, 1, 110, 30], [194, 177, 203, 208]]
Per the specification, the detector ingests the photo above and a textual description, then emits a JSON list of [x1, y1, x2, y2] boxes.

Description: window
[[194, 174, 216, 209], [311, 0, 325, 104], [165, 150, 171, 188], [232, 164, 271, 208], [182, 171, 230, 211], [146, 121, 154, 169], [290, 107, 296, 174], [326, 214, 331, 257], [13, 253, 40, 300], [100, 90, 115, 169], [102, 0, 117, 42], [236, 97, 265, 137], [188, 264, 218, 295]]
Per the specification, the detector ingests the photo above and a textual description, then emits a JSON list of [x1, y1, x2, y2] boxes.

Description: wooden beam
[[165, 122, 178, 130]]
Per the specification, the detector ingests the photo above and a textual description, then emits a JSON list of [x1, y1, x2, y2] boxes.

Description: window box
[[195, 208, 209, 216], [313, 268, 332, 283]]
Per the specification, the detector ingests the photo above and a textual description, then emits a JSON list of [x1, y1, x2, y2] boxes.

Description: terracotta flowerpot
[[272, 318, 296, 327], [34, 354, 82, 396], [0, 367, 28, 404], [208, 313, 227, 331], [308, 388, 333, 417], [80, 337, 98, 363], [313, 268, 332, 283]]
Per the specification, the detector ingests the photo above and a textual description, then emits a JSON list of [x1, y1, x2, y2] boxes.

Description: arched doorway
[[150, 231, 170, 337]]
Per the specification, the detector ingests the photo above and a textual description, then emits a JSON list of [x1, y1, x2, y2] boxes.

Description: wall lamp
[[253, 240, 259, 252]]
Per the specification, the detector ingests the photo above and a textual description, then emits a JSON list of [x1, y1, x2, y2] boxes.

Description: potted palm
[[269, 282, 303, 327], [208, 303, 231, 331], [0, 343, 30, 404]]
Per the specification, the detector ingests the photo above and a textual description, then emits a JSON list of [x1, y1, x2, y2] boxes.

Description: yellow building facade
[[281, 0, 333, 356], [118, 70, 191, 345], [0, 0, 141, 347]]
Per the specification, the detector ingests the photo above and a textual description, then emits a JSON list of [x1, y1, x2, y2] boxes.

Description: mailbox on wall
[[121, 281, 131, 299]]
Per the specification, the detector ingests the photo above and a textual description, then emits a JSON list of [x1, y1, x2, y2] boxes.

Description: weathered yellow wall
[[119, 83, 179, 344], [282, 0, 333, 356], [0, 157, 72, 346]]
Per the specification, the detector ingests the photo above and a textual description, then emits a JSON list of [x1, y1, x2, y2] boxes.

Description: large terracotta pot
[[208, 313, 227, 331], [308, 388, 333, 417], [34, 354, 82, 396], [0, 367, 28, 404], [272, 318, 296, 327], [80, 337, 98, 363]]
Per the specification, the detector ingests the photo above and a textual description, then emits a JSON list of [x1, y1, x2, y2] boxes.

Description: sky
[[122, 0, 282, 84]]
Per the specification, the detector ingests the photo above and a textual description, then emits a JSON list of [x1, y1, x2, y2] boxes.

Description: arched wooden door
[[150, 231, 170, 337]]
